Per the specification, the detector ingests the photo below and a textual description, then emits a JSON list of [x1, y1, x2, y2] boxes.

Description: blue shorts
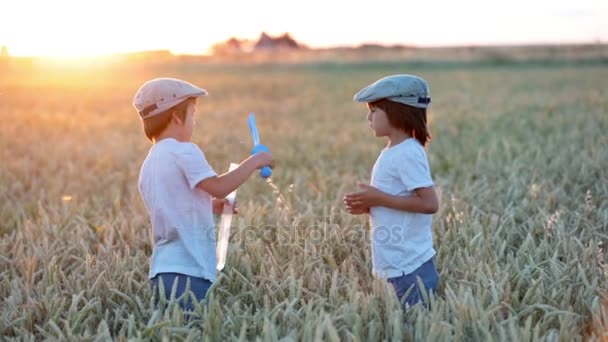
[[150, 273, 212, 311], [387, 258, 439, 310]]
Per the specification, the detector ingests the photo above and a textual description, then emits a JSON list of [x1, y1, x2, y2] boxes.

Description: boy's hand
[[251, 152, 274, 170], [344, 183, 383, 212], [212, 198, 238, 215], [344, 204, 370, 215]]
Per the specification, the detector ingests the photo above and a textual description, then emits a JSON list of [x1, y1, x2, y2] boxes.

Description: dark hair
[[369, 99, 431, 146], [142, 98, 194, 142]]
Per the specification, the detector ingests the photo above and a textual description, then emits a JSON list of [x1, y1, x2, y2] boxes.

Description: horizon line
[[2, 40, 606, 59]]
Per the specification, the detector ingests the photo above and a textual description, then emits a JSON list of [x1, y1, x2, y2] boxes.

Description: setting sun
[[2, 0, 228, 57]]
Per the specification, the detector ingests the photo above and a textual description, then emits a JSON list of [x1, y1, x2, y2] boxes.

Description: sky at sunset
[[1, 0, 607, 57]]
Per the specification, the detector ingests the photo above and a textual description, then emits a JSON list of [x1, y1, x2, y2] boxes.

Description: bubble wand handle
[[248, 112, 272, 178], [216, 163, 239, 271]]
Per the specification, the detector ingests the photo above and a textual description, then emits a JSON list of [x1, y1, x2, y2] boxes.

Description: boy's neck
[[155, 128, 187, 143], [387, 130, 411, 148]]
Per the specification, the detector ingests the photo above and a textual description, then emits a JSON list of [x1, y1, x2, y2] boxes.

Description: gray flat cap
[[354, 74, 431, 108]]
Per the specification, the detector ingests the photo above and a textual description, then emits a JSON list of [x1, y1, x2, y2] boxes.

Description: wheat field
[[1, 61, 607, 341]]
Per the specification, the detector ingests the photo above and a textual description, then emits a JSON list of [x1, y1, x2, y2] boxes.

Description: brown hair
[[142, 98, 194, 142], [369, 99, 431, 146]]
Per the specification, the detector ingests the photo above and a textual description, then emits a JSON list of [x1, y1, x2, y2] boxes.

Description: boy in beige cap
[[344, 74, 439, 310], [133, 78, 273, 310]]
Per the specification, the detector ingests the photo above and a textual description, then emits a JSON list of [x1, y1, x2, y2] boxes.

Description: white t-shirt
[[138, 138, 218, 281], [369, 138, 436, 279]]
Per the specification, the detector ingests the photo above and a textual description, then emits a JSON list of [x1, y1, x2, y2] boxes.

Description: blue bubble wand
[[248, 112, 272, 178]]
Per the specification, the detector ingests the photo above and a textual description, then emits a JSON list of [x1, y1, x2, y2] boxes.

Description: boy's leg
[[151, 273, 213, 310], [387, 258, 439, 310]]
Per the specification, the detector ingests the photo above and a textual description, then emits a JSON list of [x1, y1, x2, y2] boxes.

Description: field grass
[[1, 61, 607, 341]]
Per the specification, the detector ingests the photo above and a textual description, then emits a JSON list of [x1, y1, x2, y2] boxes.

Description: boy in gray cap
[[133, 78, 274, 311], [344, 74, 439, 310]]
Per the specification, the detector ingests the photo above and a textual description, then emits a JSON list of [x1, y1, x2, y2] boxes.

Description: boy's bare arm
[[344, 184, 438, 214], [375, 187, 438, 214], [197, 153, 273, 198]]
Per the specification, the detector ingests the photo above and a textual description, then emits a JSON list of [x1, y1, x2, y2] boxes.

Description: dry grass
[[0, 61, 607, 341]]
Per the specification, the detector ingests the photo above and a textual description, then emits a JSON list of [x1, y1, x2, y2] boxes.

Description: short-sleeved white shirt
[[369, 138, 436, 279], [138, 138, 218, 281]]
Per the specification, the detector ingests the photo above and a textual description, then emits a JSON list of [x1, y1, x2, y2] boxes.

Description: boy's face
[[183, 100, 197, 140], [366, 105, 391, 137]]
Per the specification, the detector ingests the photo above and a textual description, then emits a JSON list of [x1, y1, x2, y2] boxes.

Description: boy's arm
[[375, 186, 438, 214], [344, 183, 438, 214], [197, 153, 272, 198]]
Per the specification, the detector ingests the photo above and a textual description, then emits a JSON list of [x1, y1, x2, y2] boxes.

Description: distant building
[[254, 32, 303, 51], [212, 32, 305, 56]]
